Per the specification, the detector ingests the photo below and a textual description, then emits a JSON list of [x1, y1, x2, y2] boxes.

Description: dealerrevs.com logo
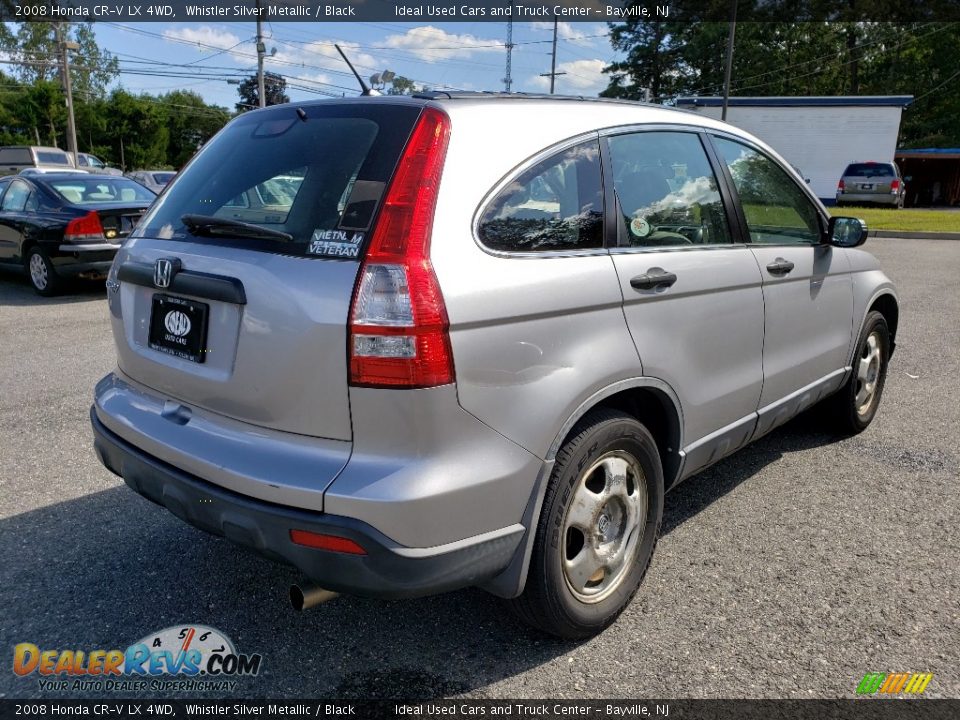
[[13, 625, 262, 693]]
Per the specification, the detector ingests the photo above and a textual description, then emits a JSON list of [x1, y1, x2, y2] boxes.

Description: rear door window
[[1, 180, 31, 212], [477, 139, 604, 253], [132, 104, 422, 258]]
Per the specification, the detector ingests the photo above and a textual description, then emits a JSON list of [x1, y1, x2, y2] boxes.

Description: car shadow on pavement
[[660, 410, 835, 537], [0, 413, 839, 700], [0, 274, 107, 306]]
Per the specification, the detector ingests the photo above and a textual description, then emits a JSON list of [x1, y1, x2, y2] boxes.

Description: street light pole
[[57, 23, 79, 167]]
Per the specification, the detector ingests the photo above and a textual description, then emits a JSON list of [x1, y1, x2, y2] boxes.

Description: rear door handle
[[630, 268, 678, 291], [766, 258, 795, 275]]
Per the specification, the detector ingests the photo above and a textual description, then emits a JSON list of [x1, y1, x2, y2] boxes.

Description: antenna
[[335, 44, 378, 96]]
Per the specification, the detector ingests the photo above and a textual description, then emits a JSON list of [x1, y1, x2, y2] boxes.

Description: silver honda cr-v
[[91, 94, 898, 638]]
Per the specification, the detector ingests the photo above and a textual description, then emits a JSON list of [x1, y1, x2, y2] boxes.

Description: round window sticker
[[630, 217, 651, 238]]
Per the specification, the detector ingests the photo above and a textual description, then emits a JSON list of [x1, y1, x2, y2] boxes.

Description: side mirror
[[827, 216, 868, 248]]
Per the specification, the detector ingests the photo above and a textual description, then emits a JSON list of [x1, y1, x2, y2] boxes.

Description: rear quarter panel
[[431, 104, 651, 460]]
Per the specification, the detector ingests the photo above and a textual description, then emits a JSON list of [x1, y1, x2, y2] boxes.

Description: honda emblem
[[153, 258, 180, 289]]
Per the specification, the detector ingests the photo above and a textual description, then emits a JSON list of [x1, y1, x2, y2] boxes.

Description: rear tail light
[[64, 211, 104, 243], [890, 179, 900, 194], [348, 107, 454, 388], [837, 179, 845, 194], [289, 530, 366, 555]]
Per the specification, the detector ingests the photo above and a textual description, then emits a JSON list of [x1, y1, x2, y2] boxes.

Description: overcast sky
[[88, 21, 622, 106]]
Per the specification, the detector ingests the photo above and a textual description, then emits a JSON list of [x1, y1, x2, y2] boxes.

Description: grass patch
[[831, 206, 960, 233]]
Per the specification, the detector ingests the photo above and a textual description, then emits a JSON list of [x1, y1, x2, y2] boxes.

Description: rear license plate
[[148, 294, 209, 363], [860, 183, 874, 190]]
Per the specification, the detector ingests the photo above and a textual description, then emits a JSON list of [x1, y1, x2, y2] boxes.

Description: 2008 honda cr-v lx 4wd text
[[91, 94, 898, 639]]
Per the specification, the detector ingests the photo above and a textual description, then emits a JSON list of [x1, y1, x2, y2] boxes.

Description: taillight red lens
[[890, 179, 900, 192], [289, 530, 366, 555], [837, 179, 845, 193], [64, 211, 104, 243], [348, 107, 454, 388]]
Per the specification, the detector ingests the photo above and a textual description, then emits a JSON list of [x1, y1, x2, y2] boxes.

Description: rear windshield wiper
[[181, 214, 293, 243]]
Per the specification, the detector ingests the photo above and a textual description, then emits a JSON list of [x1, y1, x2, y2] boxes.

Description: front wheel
[[827, 311, 890, 434], [511, 409, 664, 639], [26, 246, 62, 297]]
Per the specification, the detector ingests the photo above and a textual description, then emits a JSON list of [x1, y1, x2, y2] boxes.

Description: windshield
[[132, 103, 422, 257], [45, 177, 156, 204]]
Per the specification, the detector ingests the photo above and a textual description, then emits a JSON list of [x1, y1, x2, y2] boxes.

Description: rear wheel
[[511, 409, 664, 639], [827, 311, 890, 434], [26, 246, 62, 297]]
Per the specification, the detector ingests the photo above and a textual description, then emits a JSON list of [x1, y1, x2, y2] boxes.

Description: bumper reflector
[[289, 529, 367, 555]]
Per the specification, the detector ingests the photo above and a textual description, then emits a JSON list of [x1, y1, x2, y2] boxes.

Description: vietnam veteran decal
[[308, 230, 364, 258]]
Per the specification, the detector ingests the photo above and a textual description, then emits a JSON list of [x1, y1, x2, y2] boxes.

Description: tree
[[103, 90, 168, 170], [236, 72, 289, 112], [7, 21, 118, 99], [600, 19, 960, 146], [160, 91, 230, 167], [386, 76, 418, 95]]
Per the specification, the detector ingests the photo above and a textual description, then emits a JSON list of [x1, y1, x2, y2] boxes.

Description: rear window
[[843, 163, 897, 178], [45, 177, 155, 204], [36, 150, 72, 166], [132, 103, 422, 257], [0, 148, 32, 164], [152, 172, 175, 185]]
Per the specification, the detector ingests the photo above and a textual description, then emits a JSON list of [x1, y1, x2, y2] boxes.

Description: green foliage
[[603, 20, 960, 147], [386, 76, 419, 95], [0, 82, 230, 169], [6, 20, 118, 99], [236, 72, 289, 112]]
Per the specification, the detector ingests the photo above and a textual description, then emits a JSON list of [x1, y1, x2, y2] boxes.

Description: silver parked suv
[[91, 95, 898, 638]]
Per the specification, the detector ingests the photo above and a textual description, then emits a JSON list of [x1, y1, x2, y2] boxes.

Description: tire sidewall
[[541, 417, 664, 633], [846, 312, 890, 431], [26, 247, 59, 296]]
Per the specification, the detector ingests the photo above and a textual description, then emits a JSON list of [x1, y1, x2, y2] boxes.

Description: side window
[[478, 139, 603, 253], [713, 137, 821, 245], [1, 180, 31, 212], [607, 131, 732, 247]]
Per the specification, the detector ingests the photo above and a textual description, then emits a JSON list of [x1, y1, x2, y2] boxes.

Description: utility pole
[[256, 0, 266, 107], [721, 0, 737, 121], [502, 3, 513, 92], [57, 23, 79, 167], [539, 16, 566, 94]]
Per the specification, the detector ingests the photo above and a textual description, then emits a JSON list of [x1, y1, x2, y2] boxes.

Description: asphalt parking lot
[[1, 237, 958, 700]]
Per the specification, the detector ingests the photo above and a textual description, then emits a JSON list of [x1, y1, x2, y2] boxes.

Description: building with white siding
[[675, 96, 913, 204]]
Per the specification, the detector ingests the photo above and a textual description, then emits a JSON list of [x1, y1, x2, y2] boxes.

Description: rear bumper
[[91, 407, 524, 598], [836, 193, 900, 206], [50, 243, 119, 277]]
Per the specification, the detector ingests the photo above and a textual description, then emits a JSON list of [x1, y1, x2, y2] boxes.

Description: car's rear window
[[152, 172, 175, 185], [132, 103, 422, 258], [0, 148, 32, 164], [843, 163, 897, 178], [36, 150, 72, 165], [45, 177, 156, 204]]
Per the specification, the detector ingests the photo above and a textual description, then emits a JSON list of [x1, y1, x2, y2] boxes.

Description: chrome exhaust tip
[[290, 583, 339, 611]]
